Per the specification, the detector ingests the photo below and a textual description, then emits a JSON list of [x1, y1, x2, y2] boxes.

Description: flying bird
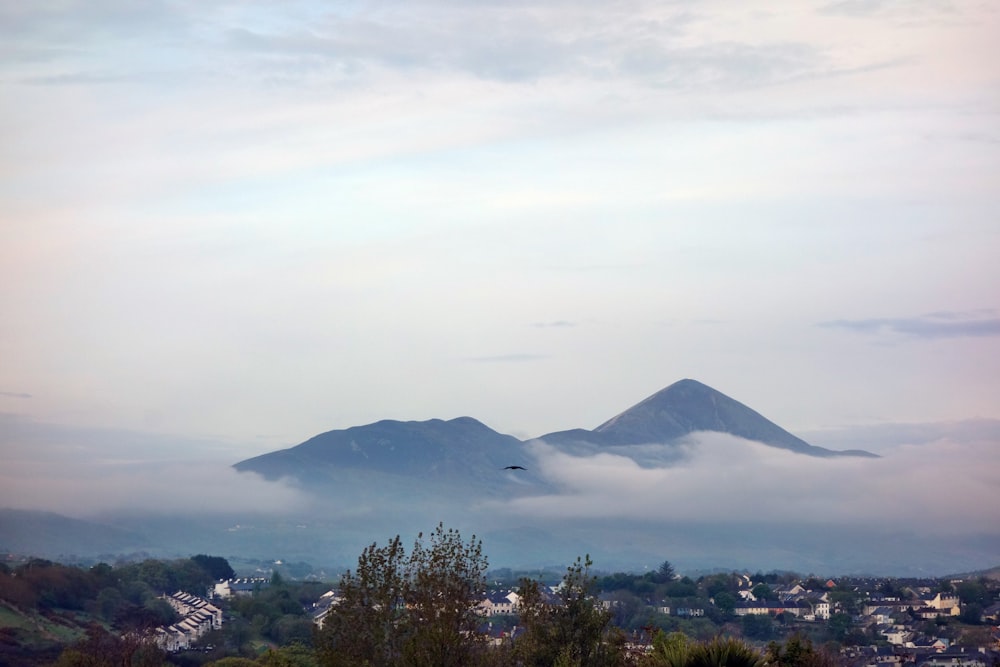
[[502, 465, 527, 471]]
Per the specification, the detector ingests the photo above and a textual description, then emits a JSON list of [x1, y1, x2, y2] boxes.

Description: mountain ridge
[[234, 379, 877, 488], [538, 379, 878, 458]]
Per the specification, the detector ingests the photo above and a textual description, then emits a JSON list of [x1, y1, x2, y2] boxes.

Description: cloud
[[0, 460, 309, 518], [819, 0, 957, 19], [0, 416, 308, 517], [0, 1, 194, 66], [466, 353, 549, 363], [498, 430, 1000, 535], [0, 391, 31, 399], [20, 71, 169, 86], [819, 311, 1000, 339], [219, 12, 851, 92], [802, 418, 1000, 452], [533, 321, 576, 328], [0, 2, 874, 93]]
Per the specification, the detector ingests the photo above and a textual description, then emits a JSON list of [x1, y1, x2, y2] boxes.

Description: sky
[[1, 0, 999, 476]]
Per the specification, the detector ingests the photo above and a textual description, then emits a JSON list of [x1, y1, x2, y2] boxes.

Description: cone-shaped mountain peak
[[595, 378, 748, 441], [545, 379, 877, 458]]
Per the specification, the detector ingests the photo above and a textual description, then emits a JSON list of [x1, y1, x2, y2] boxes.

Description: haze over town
[[1, 1, 998, 571]]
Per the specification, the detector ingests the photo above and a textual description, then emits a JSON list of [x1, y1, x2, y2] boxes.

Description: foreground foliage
[[314, 523, 489, 667], [643, 631, 765, 667], [510, 555, 625, 667]]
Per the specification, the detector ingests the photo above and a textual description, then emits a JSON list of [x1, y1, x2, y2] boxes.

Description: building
[[155, 592, 223, 652]]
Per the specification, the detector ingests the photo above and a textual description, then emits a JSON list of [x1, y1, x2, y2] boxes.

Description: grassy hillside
[[0, 601, 91, 666]]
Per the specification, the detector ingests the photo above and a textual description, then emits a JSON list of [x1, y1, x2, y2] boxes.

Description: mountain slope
[[234, 379, 875, 500], [234, 416, 541, 495], [0, 509, 150, 558], [540, 379, 877, 457]]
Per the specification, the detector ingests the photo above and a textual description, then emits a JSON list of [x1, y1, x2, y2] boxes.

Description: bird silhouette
[[502, 465, 527, 471]]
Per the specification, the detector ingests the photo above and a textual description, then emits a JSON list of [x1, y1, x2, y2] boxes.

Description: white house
[[475, 591, 521, 617]]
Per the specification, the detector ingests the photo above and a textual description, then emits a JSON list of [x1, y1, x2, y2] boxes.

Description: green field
[[0, 602, 88, 648]]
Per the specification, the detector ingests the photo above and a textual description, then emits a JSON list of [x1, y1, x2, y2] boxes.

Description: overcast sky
[[1, 0, 999, 462]]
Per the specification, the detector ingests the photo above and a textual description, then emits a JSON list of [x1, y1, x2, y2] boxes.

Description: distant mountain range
[[28, 380, 997, 577], [234, 379, 877, 488]]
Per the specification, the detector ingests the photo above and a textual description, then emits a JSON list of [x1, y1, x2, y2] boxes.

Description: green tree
[[741, 613, 773, 640], [712, 591, 736, 616], [400, 523, 490, 667], [259, 643, 320, 667], [665, 578, 698, 598], [955, 580, 989, 605], [826, 612, 853, 643], [828, 588, 862, 615], [699, 573, 736, 599], [960, 603, 983, 625], [764, 633, 838, 667], [314, 523, 488, 667], [657, 561, 676, 583], [513, 555, 625, 667], [604, 590, 644, 630], [95, 586, 125, 619], [136, 560, 174, 593], [193, 554, 236, 581], [315, 535, 407, 667]]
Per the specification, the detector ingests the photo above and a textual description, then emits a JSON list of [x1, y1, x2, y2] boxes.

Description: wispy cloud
[[819, 0, 958, 19], [0, 391, 32, 399], [533, 320, 576, 328], [819, 311, 1000, 339], [0, 2, 882, 93], [220, 17, 850, 92], [802, 418, 1000, 452], [466, 353, 549, 363]]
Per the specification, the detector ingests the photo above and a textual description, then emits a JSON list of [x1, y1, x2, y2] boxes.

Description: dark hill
[[234, 417, 542, 495], [540, 379, 877, 458]]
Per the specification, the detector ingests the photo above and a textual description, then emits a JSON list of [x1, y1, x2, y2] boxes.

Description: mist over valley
[[3, 380, 997, 577]]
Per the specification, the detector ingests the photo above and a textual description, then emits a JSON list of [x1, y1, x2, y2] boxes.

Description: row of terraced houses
[[154, 591, 223, 652]]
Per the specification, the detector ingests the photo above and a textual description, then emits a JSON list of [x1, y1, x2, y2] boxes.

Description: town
[[4, 547, 997, 667]]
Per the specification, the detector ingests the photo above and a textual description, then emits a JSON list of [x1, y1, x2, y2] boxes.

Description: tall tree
[[513, 555, 625, 667], [314, 523, 488, 667], [401, 523, 489, 667], [192, 554, 236, 582], [315, 535, 408, 667]]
